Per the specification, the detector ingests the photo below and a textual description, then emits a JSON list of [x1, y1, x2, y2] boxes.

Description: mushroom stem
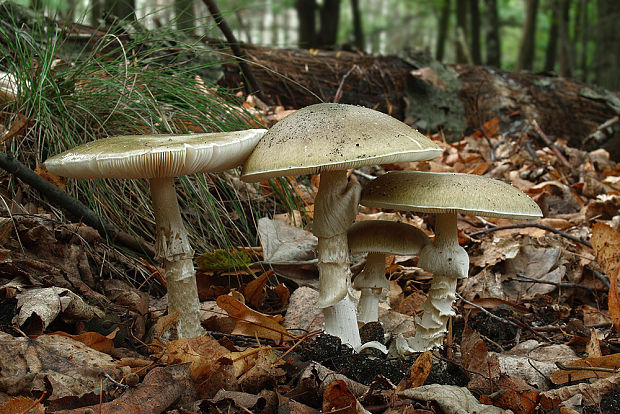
[[312, 169, 361, 349], [408, 213, 468, 351], [150, 176, 204, 338], [323, 289, 361, 348], [355, 252, 389, 324]]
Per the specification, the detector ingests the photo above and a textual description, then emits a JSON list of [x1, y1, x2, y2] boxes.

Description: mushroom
[[44, 129, 266, 338], [241, 103, 441, 348], [348, 220, 430, 324], [360, 171, 542, 351]]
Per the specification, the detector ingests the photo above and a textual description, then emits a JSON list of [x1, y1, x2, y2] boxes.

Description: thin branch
[[531, 120, 578, 177], [202, 0, 265, 101], [467, 222, 592, 248], [0, 152, 153, 256], [508, 273, 598, 292]]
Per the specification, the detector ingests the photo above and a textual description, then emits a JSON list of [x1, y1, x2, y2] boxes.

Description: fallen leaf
[[216, 294, 296, 343], [165, 336, 232, 381], [398, 384, 505, 413], [591, 222, 620, 276], [244, 271, 271, 308], [49, 330, 116, 353], [35, 163, 65, 190], [550, 353, 620, 384], [0, 397, 45, 414], [322, 380, 361, 414], [541, 372, 620, 410], [397, 351, 432, 391]]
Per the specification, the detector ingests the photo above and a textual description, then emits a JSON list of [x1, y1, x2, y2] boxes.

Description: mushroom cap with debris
[[361, 171, 542, 219], [45, 129, 267, 179], [241, 103, 442, 182]]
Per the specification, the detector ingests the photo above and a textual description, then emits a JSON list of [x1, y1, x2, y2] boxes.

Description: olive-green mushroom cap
[[241, 104, 442, 182], [45, 129, 267, 179], [348, 220, 430, 255], [361, 171, 542, 219]]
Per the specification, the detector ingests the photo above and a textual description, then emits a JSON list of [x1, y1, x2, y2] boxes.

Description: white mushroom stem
[[150, 176, 204, 338], [407, 213, 468, 352], [355, 252, 390, 324], [313, 170, 361, 349]]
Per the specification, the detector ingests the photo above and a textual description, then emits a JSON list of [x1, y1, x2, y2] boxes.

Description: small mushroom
[[242, 103, 441, 348], [45, 129, 266, 338], [361, 171, 542, 351], [348, 220, 430, 324]]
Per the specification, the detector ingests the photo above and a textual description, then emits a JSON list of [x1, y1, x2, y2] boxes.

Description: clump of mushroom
[[361, 171, 542, 351], [242, 103, 441, 349], [45, 129, 266, 338], [348, 220, 430, 324]]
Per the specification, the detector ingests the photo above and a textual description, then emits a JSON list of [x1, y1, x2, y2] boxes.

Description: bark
[[103, 0, 135, 21], [296, 0, 317, 48], [484, 0, 500, 67], [317, 0, 341, 48], [469, 0, 481, 65], [595, 0, 619, 90], [219, 43, 620, 159], [455, 0, 468, 63], [516, 0, 539, 71], [544, 1, 559, 72], [175, 0, 195, 34], [557, 0, 573, 77], [350, 0, 364, 50], [435, 0, 451, 62]]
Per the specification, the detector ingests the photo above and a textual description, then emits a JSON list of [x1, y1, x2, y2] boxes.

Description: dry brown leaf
[[586, 328, 602, 357], [244, 271, 270, 308], [461, 323, 501, 394], [49, 329, 117, 353], [216, 294, 296, 343], [550, 353, 620, 384], [34, 163, 66, 190], [165, 336, 232, 381], [0, 396, 45, 414], [154, 312, 178, 339], [541, 372, 620, 410], [479, 376, 540, 414], [591, 222, 620, 275], [397, 351, 432, 391], [322, 379, 363, 414], [274, 282, 290, 308], [591, 223, 620, 332]]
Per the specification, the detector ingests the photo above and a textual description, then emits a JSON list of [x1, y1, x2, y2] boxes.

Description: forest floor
[[1, 92, 620, 413]]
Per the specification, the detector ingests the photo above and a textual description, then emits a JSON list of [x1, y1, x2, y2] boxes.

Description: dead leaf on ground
[[322, 380, 363, 414], [397, 351, 432, 391], [216, 294, 296, 343], [244, 271, 271, 308], [550, 353, 620, 384], [541, 372, 620, 410], [49, 329, 117, 353], [0, 396, 45, 414]]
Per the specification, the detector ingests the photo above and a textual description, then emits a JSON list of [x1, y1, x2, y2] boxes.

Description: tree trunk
[[296, 0, 316, 48], [469, 0, 481, 64], [317, 0, 341, 48], [436, 0, 451, 61], [557, 0, 572, 77], [219, 43, 620, 159], [90, 0, 101, 26], [455, 0, 469, 63], [484, 0, 501, 67], [175, 0, 195, 34], [516, 0, 539, 71], [595, 0, 620, 90], [544, 1, 559, 72], [104, 0, 136, 21], [350, 0, 364, 50], [576, 0, 588, 81]]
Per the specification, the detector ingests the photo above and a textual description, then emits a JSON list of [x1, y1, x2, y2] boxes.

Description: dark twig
[[202, 0, 265, 101], [467, 222, 592, 248], [508, 273, 599, 292], [0, 152, 154, 256], [531, 120, 578, 177], [456, 293, 522, 330], [587, 266, 611, 289], [507, 316, 552, 342]]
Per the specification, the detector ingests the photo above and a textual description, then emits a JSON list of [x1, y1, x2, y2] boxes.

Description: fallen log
[[220, 44, 620, 160]]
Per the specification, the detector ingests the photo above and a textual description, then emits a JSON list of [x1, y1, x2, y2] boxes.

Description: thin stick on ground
[[467, 222, 592, 248], [0, 152, 154, 256], [509, 273, 599, 291]]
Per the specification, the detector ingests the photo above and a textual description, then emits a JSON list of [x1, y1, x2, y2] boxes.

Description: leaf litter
[[1, 99, 619, 413]]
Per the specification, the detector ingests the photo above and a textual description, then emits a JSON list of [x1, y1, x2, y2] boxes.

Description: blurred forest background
[[11, 0, 620, 91]]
